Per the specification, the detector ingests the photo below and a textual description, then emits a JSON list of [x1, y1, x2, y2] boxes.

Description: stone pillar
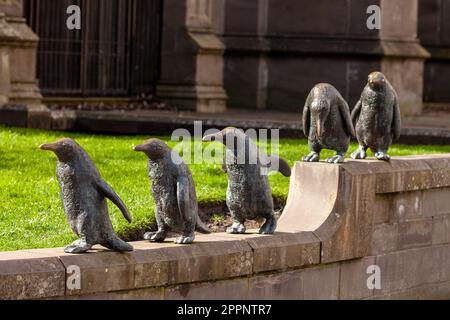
[[157, 0, 227, 113], [0, 12, 17, 104], [2, 0, 42, 105], [380, 0, 430, 116]]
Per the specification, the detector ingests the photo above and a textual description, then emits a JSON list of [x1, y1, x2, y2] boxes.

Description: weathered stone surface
[[27, 104, 51, 129], [67, 287, 164, 301], [432, 216, 450, 245], [302, 264, 340, 300], [371, 223, 398, 255], [375, 245, 448, 294], [159, 235, 253, 284], [369, 280, 450, 300], [166, 278, 248, 300], [398, 219, 433, 250], [319, 167, 375, 263], [245, 232, 320, 273], [372, 194, 393, 224], [390, 191, 423, 222], [376, 159, 432, 194], [423, 188, 450, 217], [340, 256, 376, 300], [0, 252, 65, 300], [249, 270, 302, 300], [0, 103, 27, 127], [128, 245, 169, 288], [424, 157, 450, 188], [59, 251, 135, 296]]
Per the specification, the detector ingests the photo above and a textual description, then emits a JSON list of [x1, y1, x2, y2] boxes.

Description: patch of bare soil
[[122, 199, 286, 242]]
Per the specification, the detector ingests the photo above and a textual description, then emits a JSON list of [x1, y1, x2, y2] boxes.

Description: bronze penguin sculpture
[[203, 128, 291, 235], [134, 139, 210, 244], [302, 83, 355, 164], [351, 72, 402, 161], [40, 138, 133, 253]]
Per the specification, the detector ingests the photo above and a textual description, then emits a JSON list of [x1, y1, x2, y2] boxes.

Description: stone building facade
[[0, 0, 448, 116]]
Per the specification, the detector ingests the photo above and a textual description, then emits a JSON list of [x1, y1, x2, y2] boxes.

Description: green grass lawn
[[0, 125, 449, 252]]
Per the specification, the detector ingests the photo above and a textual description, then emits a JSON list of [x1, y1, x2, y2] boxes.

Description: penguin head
[[40, 138, 81, 162], [134, 139, 171, 160], [310, 100, 330, 137], [202, 127, 245, 145], [368, 72, 386, 90], [202, 127, 250, 152]]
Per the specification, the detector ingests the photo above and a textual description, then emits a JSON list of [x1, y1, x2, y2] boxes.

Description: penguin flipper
[[196, 215, 211, 234], [302, 93, 313, 138], [176, 175, 197, 222], [266, 154, 291, 177], [392, 93, 402, 141], [339, 100, 356, 138], [351, 100, 362, 126], [96, 180, 132, 223]]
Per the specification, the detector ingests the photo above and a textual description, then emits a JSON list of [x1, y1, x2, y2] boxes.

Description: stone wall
[[0, 0, 41, 105], [157, 0, 430, 115], [0, 155, 449, 300], [419, 0, 450, 105], [221, 0, 429, 115]]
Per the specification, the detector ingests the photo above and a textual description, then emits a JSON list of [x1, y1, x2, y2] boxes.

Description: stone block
[[391, 191, 423, 222], [0, 103, 27, 127], [423, 188, 450, 217], [158, 235, 253, 285], [375, 159, 432, 193], [319, 168, 375, 263], [302, 264, 340, 300], [0, 251, 65, 300], [249, 270, 302, 300], [372, 194, 393, 224], [59, 251, 136, 296], [371, 223, 398, 255], [376, 245, 445, 294], [369, 280, 450, 300], [268, 0, 349, 36], [432, 216, 450, 245], [224, 56, 259, 109], [381, 0, 418, 41], [398, 219, 433, 250], [166, 278, 249, 300], [128, 245, 170, 289], [224, 0, 258, 34], [27, 104, 51, 130], [339, 256, 376, 300], [245, 232, 320, 273], [425, 157, 450, 189]]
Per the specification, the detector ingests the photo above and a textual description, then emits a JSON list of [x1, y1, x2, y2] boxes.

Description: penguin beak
[[39, 143, 57, 152], [202, 132, 223, 143], [133, 144, 146, 152]]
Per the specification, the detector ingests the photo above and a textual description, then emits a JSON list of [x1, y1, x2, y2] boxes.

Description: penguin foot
[[375, 152, 391, 161], [227, 223, 246, 234], [175, 235, 195, 244], [351, 148, 367, 160], [259, 217, 277, 235], [302, 152, 320, 162], [326, 155, 345, 164], [144, 231, 167, 242], [64, 240, 92, 254]]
